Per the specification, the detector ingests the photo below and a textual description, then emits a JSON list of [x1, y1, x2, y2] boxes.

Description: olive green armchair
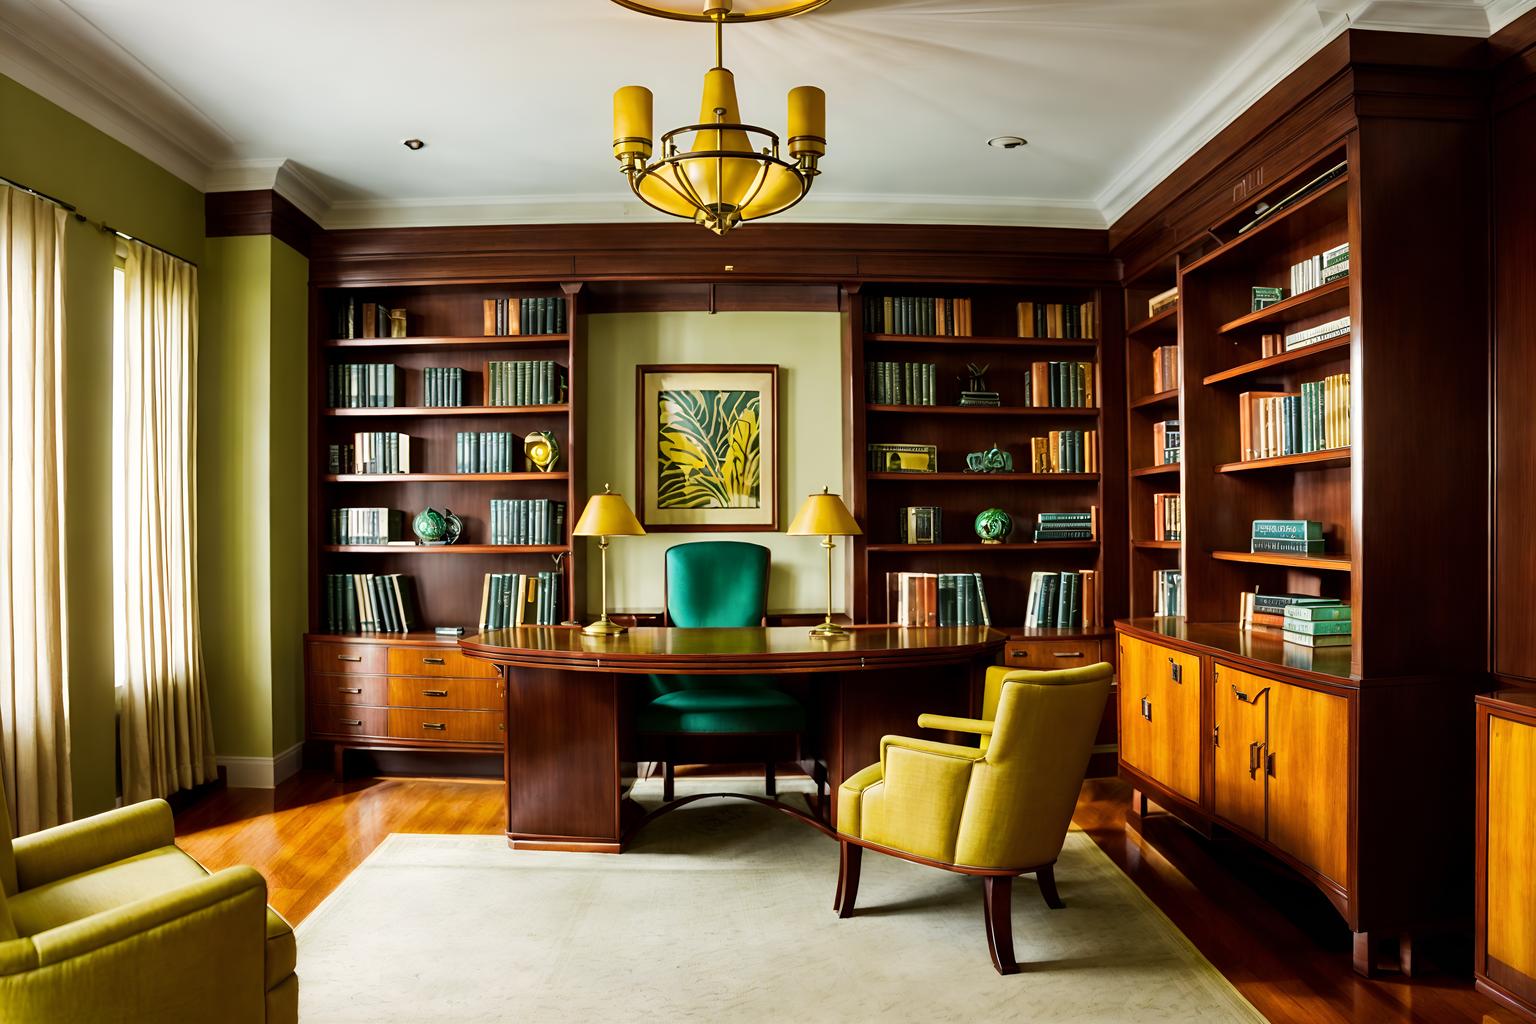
[[0, 778, 296, 1023]]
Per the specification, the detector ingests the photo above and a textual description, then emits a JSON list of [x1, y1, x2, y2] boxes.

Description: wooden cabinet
[[1266, 679, 1348, 885], [1002, 638, 1103, 669], [1117, 632, 1200, 803], [1477, 690, 1536, 1021], [1211, 666, 1268, 839]]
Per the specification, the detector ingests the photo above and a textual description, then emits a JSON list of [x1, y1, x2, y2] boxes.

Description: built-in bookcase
[[310, 281, 583, 635], [1124, 260, 1183, 617]]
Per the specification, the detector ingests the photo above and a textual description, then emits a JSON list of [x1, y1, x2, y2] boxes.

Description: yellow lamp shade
[[787, 85, 826, 159], [573, 487, 646, 537], [613, 86, 654, 162], [787, 488, 861, 537]]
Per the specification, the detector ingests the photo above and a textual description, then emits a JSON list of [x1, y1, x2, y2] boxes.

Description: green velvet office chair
[[0, 773, 297, 1022], [638, 541, 806, 799]]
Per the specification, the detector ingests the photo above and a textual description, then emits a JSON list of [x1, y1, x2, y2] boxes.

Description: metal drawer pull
[[422, 689, 449, 697], [340, 718, 362, 727], [1248, 741, 1261, 778], [422, 722, 447, 731], [1140, 696, 1152, 721], [1168, 657, 1182, 683], [423, 657, 446, 665], [338, 686, 362, 695], [1051, 651, 1083, 658], [1009, 650, 1028, 658], [337, 655, 363, 663]]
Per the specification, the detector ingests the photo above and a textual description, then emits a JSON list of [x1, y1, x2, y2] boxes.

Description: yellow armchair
[[835, 662, 1112, 974], [0, 777, 296, 1023]]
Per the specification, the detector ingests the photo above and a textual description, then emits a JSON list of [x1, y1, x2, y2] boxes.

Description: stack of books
[[1033, 508, 1097, 542], [1029, 431, 1097, 473], [1260, 332, 1284, 358], [868, 443, 937, 473], [866, 361, 936, 405], [330, 433, 412, 475], [1152, 345, 1179, 392], [1285, 315, 1351, 352], [885, 572, 991, 627], [1289, 243, 1350, 294], [1152, 493, 1181, 541], [864, 295, 973, 336], [332, 298, 398, 340], [897, 506, 942, 544], [329, 507, 406, 545], [1147, 287, 1178, 319], [1017, 301, 1097, 339], [1250, 519, 1324, 556], [423, 368, 465, 407], [478, 571, 564, 628], [1023, 570, 1099, 629], [489, 499, 565, 546], [456, 431, 524, 473], [1282, 601, 1352, 648], [958, 387, 1000, 408], [1238, 592, 1347, 646], [485, 360, 565, 407], [327, 363, 400, 408], [1153, 419, 1180, 465], [324, 573, 418, 633], [1026, 361, 1097, 407], [1239, 373, 1350, 460], [483, 297, 567, 337], [1153, 569, 1182, 616]]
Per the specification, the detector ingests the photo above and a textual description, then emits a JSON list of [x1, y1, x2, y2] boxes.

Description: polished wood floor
[[176, 771, 1519, 1024]]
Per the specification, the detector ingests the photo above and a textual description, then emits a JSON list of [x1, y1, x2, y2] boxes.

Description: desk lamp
[[573, 484, 646, 636], [787, 487, 861, 637]]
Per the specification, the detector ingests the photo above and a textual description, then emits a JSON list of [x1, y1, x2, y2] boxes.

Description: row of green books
[[885, 571, 991, 627], [456, 432, 526, 473], [327, 363, 399, 408], [486, 360, 565, 407], [330, 507, 406, 546], [479, 571, 564, 628], [1024, 570, 1098, 628], [424, 367, 465, 407], [1250, 519, 1325, 556], [897, 506, 942, 544], [483, 297, 567, 337], [1033, 510, 1096, 542], [1282, 600, 1351, 648], [331, 298, 399, 341], [1153, 568, 1182, 616], [866, 361, 937, 405], [1025, 361, 1097, 408], [324, 573, 418, 633], [1029, 430, 1097, 474], [488, 499, 565, 546], [864, 295, 974, 336], [329, 433, 412, 475], [1017, 301, 1097, 340]]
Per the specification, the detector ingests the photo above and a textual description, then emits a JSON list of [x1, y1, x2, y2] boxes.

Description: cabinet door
[[1147, 643, 1202, 803], [1267, 680, 1349, 885], [1116, 633, 1152, 778], [1486, 714, 1536, 990], [1211, 665, 1269, 838]]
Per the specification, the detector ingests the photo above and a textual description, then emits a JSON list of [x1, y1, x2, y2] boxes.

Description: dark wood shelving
[[1130, 464, 1179, 478], [865, 404, 1099, 417], [1127, 306, 1177, 336], [323, 544, 571, 555], [323, 334, 569, 350], [1218, 278, 1351, 334], [1216, 449, 1350, 473], [1210, 549, 1352, 572], [1132, 539, 1182, 550], [325, 405, 569, 417], [867, 472, 1099, 483], [325, 472, 570, 483], [1182, 173, 1350, 276], [864, 333, 1097, 350], [1130, 388, 1179, 410], [865, 541, 1099, 553], [1203, 335, 1351, 385]]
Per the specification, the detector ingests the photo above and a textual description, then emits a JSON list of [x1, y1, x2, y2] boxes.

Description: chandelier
[[610, 0, 828, 235]]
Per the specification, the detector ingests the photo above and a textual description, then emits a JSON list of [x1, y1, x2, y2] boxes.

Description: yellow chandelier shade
[[612, 85, 654, 163], [787, 86, 826, 159]]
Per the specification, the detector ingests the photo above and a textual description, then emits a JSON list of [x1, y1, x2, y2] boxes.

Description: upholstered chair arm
[[915, 713, 994, 737], [866, 735, 986, 864], [879, 734, 987, 767], [12, 800, 175, 891]]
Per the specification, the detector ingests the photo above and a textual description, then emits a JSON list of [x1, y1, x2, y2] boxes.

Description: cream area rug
[[296, 780, 1266, 1023]]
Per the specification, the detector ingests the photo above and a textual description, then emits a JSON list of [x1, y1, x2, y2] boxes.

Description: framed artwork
[[636, 364, 779, 531]]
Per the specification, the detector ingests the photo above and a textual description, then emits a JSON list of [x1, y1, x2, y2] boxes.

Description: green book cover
[[1283, 618, 1352, 636], [1252, 519, 1323, 540], [1250, 537, 1326, 554], [1283, 604, 1351, 622], [1282, 630, 1352, 648]]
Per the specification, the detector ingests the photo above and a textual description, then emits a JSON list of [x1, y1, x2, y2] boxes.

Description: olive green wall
[[583, 312, 846, 615], [1, 71, 205, 815]]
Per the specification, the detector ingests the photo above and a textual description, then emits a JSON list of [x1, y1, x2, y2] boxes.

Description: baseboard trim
[[217, 742, 305, 789]]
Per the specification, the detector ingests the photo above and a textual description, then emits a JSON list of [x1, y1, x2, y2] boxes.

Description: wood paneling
[[205, 189, 322, 258], [1267, 680, 1349, 886]]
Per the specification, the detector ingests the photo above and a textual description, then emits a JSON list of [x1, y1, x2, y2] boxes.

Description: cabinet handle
[[1213, 723, 1221, 747], [422, 722, 447, 731], [340, 718, 362, 727], [337, 655, 363, 663], [422, 689, 449, 697], [1168, 657, 1182, 683], [1266, 750, 1276, 777], [1232, 685, 1250, 702], [1140, 696, 1152, 721], [1009, 649, 1029, 659], [423, 657, 446, 665], [1052, 651, 1084, 658], [338, 686, 362, 695], [1248, 741, 1261, 779]]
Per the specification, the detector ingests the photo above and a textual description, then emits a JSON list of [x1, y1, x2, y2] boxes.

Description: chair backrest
[[663, 542, 770, 628], [954, 663, 1112, 871], [0, 759, 13, 897]]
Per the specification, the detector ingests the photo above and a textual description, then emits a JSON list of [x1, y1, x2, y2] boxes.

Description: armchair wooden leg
[[662, 760, 675, 802], [1036, 864, 1064, 909], [765, 760, 777, 798], [982, 876, 1018, 975], [835, 841, 862, 918]]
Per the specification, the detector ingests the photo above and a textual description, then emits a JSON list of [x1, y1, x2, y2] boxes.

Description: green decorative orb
[[413, 508, 448, 543], [974, 508, 1013, 545]]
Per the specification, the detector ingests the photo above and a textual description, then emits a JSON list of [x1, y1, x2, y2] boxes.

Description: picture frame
[[636, 363, 779, 532]]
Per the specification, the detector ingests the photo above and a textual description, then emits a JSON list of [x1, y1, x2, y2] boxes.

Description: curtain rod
[[0, 172, 199, 267]]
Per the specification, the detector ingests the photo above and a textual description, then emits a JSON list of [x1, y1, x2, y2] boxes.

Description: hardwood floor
[[176, 771, 1520, 1024]]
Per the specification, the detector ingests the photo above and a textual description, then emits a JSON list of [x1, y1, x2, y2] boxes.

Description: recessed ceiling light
[[402, 138, 426, 151], [987, 136, 1028, 150]]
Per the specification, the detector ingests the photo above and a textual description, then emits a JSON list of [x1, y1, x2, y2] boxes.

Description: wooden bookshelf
[[1202, 335, 1351, 385]]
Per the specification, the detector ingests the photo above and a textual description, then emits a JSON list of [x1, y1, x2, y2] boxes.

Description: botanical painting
[[637, 365, 778, 530]]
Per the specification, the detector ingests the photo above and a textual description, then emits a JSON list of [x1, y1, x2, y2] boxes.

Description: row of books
[[1238, 374, 1350, 461], [1151, 344, 1179, 393], [332, 298, 404, 341], [330, 508, 406, 545], [488, 499, 566, 546], [1152, 492, 1182, 541], [1033, 509, 1097, 542], [864, 295, 974, 337], [897, 506, 942, 544], [1025, 361, 1097, 408], [478, 571, 565, 628], [1286, 315, 1351, 352], [1023, 570, 1100, 629], [324, 573, 418, 633], [1250, 518, 1326, 556], [327, 363, 399, 408], [866, 361, 937, 406], [457, 432, 533, 473], [483, 297, 567, 337], [1029, 431, 1098, 474], [1153, 419, 1181, 466], [1153, 569, 1182, 616], [885, 572, 992, 627], [329, 433, 412, 475], [424, 367, 466, 408], [1289, 242, 1349, 295], [1238, 592, 1351, 648], [1147, 286, 1178, 319], [867, 443, 937, 473], [1017, 301, 1097, 340], [486, 360, 565, 407]]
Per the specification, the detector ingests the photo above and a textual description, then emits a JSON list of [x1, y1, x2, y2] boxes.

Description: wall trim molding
[[216, 742, 304, 790]]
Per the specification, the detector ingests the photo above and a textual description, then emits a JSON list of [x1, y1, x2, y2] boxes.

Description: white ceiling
[[1, 0, 1531, 229]]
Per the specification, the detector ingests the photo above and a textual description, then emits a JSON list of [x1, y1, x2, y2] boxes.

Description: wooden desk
[[461, 626, 1006, 852]]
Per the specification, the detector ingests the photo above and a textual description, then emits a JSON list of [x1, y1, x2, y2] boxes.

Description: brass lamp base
[[582, 616, 628, 637], [809, 619, 849, 638]]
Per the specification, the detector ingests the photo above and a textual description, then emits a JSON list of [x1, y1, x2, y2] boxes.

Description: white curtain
[[116, 240, 216, 801], [0, 184, 72, 833]]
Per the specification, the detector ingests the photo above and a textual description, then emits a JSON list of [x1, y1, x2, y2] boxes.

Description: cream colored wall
[[582, 312, 845, 615]]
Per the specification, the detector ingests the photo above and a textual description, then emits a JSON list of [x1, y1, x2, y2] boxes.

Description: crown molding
[[1486, 0, 1536, 30], [207, 158, 331, 226], [1318, 0, 1520, 35]]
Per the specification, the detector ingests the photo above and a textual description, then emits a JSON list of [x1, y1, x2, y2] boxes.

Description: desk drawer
[[310, 676, 388, 706], [308, 642, 387, 675], [388, 709, 504, 745], [388, 677, 502, 711], [310, 704, 388, 739], [1004, 639, 1103, 669], [387, 646, 498, 679]]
